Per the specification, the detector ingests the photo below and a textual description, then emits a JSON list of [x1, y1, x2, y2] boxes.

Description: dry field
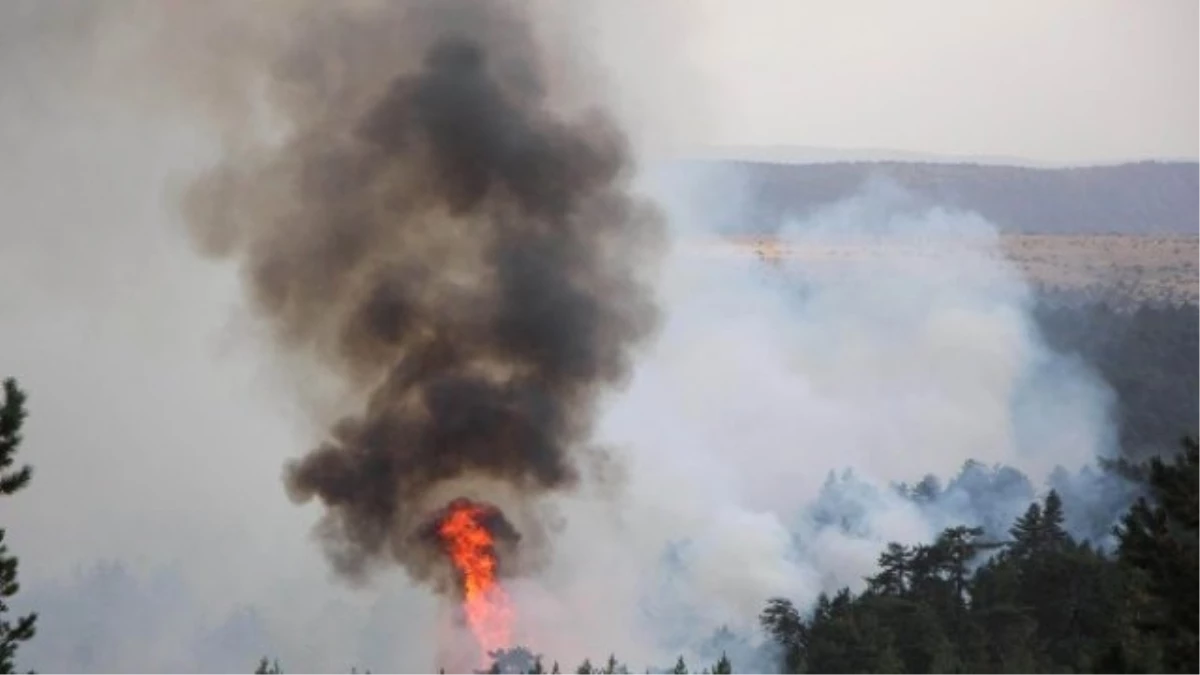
[[695, 234, 1199, 304]]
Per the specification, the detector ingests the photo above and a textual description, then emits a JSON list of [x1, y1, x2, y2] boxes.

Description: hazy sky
[[583, 0, 1198, 162], [2, 1, 1195, 162]]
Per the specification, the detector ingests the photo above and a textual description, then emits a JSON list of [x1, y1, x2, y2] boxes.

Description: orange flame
[[437, 501, 513, 660]]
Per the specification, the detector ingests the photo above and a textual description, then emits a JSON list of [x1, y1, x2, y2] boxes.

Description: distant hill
[[675, 145, 1098, 167], [658, 159, 1199, 235]]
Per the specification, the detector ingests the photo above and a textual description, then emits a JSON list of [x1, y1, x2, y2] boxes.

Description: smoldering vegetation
[[176, 1, 664, 583]]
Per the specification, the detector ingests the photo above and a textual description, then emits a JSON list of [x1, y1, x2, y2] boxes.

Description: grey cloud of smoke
[[168, 0, 665, 590]]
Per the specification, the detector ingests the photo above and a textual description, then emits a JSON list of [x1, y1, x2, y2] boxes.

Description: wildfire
[[437, 499, 514, 659]]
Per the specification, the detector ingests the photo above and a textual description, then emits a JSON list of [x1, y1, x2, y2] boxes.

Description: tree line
[[757, 438, 1197, 673], [1032, 300, 1198, 462], [469, 437, 1197, 674]]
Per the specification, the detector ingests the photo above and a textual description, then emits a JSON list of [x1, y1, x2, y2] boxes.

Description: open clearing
[[692, 234, 1199, 304]]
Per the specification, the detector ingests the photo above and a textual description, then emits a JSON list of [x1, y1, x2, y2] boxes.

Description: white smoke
[[492, 169, 1121, 668]]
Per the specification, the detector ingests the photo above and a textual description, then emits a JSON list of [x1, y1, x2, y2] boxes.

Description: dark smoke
[[181, 1, 663, 583]]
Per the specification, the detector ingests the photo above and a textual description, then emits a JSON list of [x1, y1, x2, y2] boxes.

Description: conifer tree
[[1008, 502, 1042, 558], [253, 657, 283, 674], [1040, 490, 1070, 548], [1116, 437, 1199, 673], [0, 379, 36, 675], [759, 597, 805, 672], [1009, 490, 1070, 559], [868, 543, 913, 595]]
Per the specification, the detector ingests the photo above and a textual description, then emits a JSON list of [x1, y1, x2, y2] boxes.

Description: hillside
[[664, 160, 1199, 235]]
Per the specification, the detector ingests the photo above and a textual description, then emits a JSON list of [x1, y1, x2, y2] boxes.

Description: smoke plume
[[179, 0, 663, 583]]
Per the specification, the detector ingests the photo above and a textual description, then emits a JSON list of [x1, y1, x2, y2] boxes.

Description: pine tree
[[0, 379, 35, 675], [936, 525, 996, 605], [759, 597, 806, 672], [575, 658, 593, 675], [710, 652, 731, 675], [910, 474, 942, 504], [867, 543, 912, 595], [1040, 490, 1070, 548], [1115, 437, 1199, 673], [1008, 502, 1042, 558], [670, 656, 687, 674], [254, 657, 283, 674], [1009, 491, 1070, 559], [804, 591, 903, 673]]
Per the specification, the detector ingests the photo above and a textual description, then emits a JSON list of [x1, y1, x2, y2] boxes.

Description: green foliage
[[0, 380, 31, 498], [1033, 301, 1199, 461], [759, 597, 805, 673], [760, 438, 1200, 673], [670, 656, 687, 674], [1115, 437, 1199, 673], [0, 378, 35, 675]]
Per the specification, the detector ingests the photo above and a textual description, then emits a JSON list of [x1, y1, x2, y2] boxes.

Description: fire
[[437, 500, 514, 659]]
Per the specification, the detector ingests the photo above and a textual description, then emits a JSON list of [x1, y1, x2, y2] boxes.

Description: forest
[[447, 436, 1198, 674], [1031, 300, 1199, 461], [1, 299, 1196, 674], [669, 160, 1200, 236]]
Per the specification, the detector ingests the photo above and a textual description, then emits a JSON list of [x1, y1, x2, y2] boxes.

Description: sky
[[2, 1, 1196, 162], [577, 0, 1198, 163]]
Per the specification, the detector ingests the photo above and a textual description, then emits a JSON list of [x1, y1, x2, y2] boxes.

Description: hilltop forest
[[670, 160, 1200, 236]]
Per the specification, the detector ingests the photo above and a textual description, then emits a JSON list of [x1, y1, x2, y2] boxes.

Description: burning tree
[[435, 499, 515, 659]]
